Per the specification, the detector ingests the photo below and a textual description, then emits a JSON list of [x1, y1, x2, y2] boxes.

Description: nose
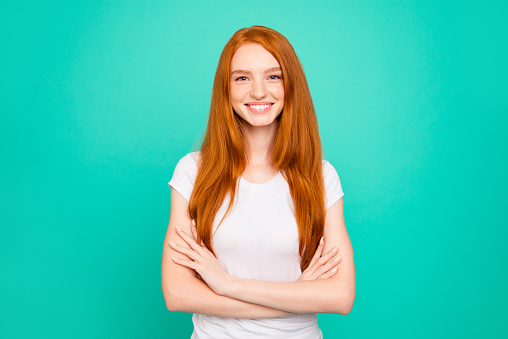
[[250, 79, 267, 99]]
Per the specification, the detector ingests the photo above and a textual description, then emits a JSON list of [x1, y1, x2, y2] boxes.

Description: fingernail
[[320, 237, 324, 245], [334, 256, 342, 262], [331, 267, 338, 273], [192, 220, 196, 226], [168, 241, 176, 247], [172, 257, 178, 261], [176, 225, 182, 232], [332, 246, 338, 253]]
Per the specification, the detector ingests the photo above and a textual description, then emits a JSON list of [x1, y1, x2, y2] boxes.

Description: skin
[[161, 43, 356, 317], [230, 43, 284, 183], [230, 43, 284, 131]]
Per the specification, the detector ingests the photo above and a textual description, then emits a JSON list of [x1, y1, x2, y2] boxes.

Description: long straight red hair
[[188, 26, 325, 271]]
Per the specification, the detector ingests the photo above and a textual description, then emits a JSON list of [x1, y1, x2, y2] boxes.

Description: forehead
[[230, 43, 281, 71]]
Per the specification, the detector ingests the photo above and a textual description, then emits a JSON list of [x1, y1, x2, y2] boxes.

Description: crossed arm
[[161, 189, 356, 318]]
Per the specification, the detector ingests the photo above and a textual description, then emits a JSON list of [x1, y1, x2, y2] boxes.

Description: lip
[[245, 102, 274, 114]]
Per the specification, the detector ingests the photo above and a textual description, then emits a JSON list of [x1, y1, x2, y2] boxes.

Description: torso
[[194, 166, 321, 338], [169, 152, 343, 339]]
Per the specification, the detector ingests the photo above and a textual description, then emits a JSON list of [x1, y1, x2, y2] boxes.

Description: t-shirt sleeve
[[168, 153, 199, 202], [323, 160, 344, 210]]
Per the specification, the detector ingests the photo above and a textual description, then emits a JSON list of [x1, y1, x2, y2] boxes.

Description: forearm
[[163, 193, 291, 319], [225, 277, 355, 314], [164, 276, 293, 319]]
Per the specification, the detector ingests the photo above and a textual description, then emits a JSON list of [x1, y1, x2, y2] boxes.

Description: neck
[[241, 121, 277, 166]]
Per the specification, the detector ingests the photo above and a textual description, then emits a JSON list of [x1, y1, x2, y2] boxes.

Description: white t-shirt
[[168, 152, 344, 339]]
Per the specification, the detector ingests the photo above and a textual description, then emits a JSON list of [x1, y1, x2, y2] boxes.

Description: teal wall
[[2, 0, 507, 338]]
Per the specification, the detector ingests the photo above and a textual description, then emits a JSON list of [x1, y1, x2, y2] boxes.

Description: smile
[[245, 103, 273, 113]]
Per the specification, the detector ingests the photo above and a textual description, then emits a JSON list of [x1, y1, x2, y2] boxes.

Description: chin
[[247, 116, 279, 127]]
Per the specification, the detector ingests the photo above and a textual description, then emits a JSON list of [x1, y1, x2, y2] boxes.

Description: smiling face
[[229, 43, 284, 129]]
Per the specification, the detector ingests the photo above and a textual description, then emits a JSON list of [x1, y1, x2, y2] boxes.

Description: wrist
[[224, 275, 240, 298]]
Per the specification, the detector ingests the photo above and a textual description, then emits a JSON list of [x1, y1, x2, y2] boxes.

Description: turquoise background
[[2, 0, 507, 338]]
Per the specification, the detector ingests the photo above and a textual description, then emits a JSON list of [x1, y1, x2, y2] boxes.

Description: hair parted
[[188, 25, 325, 271]]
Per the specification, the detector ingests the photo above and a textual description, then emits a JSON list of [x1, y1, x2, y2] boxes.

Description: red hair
[[188, 26, 325, 271]]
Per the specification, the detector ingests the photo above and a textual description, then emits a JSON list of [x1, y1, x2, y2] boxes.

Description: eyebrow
[[230, 67, 282, 76]]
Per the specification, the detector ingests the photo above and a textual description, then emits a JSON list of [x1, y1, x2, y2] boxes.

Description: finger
[[306, 249, 340, 280], [168, 241, 202, 261], [200, 245, 214, 256], [305, 237, 325, 274], [306, 245, 339, 278], [190, 220, 206, 248], [298, 271, 312, 282], [314, 246, 339, 268], [172, 256, 199, 271], [313, 255, 342, 279], [190, 220, 198, 241], [318, 266, 338, 279], [303, 238, 325, 277], [176, 225, 206, 255]]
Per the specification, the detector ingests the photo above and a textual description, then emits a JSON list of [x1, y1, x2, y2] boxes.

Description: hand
[[189, 220, 204, 281], [298, 237, 342, 282], [169, 222, 232, 296]]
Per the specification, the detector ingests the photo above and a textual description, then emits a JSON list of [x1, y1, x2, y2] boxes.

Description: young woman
[[161, 26, 355, 338]]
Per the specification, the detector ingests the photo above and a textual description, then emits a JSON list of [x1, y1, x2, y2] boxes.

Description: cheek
[[268, 82, 284, 98], [275, 85, 285, 102], [230, 86, 246, 105]]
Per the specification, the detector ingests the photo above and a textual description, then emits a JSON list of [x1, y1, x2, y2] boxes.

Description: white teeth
[[249, 104, 271, 110]]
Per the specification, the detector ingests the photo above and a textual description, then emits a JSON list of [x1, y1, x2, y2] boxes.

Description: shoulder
[[322, 159, 344, 209], [322, 159, 339, 181], [168, 152, 201, 202], [175, 151, 200, 172]]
